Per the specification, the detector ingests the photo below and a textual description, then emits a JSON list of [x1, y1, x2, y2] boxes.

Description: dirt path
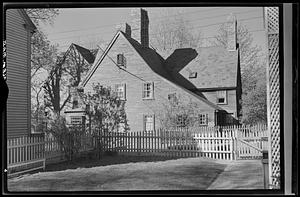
[[208, 160, 264, 190], [7, 157, 263, 191]]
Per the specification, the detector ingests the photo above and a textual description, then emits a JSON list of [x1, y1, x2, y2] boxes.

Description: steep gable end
[[73, 44, 97, 64], [81, 31, 121, 87], [81, 30, 224, 111]]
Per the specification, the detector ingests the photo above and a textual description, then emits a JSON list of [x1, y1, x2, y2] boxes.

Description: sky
[[40, 7, 267, 54]]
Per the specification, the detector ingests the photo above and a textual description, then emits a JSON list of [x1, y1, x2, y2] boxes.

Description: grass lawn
[[7, 156, 264, 192]]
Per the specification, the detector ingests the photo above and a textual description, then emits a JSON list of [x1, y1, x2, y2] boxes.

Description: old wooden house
[[5, 9, 36, 138], [76, 8, 241, 132]]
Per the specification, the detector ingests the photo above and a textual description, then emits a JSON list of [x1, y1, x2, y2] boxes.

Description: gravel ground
[[7, 156, 263, 192]]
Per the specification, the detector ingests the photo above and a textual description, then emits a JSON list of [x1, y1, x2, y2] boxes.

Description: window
[[189, 72, 197, 78], [70, 116, 83, 125], [117, 54, 126, 68], [144, 115, 154, 131], [168, 93, 178, 104], [142, 82, 154, 99], [176, 114, 189, 128], [114, 83, 126, 100], [216, 90, 227, 104], [199, 114, 208, 126]]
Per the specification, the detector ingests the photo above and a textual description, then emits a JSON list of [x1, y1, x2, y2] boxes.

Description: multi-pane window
[[70, 116, 82, 125], [199, 114, 208, 126], [176, 114, 188, 128], [144, 115, 154, 131], [114, 83, 126, 100], [117, 54, 126, 68], [216, 90, 227, 104], [142, 82, 154, 99]]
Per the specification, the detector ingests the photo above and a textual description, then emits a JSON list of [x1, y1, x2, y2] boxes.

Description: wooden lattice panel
[[265, 7, 280, 189]]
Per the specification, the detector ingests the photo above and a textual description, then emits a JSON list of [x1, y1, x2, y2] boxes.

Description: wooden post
[[233, 125, 238, 160], [137, 131, 141, 156], [262, 150, 269, 189]]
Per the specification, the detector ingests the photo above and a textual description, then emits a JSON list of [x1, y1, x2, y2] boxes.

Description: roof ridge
[[81, 30, 226, 111]]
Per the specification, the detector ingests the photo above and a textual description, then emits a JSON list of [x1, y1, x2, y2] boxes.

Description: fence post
[[233, 125, 238, 160], [262, 150, 269, 189], [137, 131, 141, 156]]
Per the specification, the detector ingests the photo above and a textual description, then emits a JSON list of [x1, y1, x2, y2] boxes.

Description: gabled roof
[[81, 31, 121, 87], [81, 31, 224, 111], [73, 44, 97, 64], [165, 46, 239, 89], [122, 33, 171, 82]]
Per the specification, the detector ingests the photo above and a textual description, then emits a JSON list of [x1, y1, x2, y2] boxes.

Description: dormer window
[[189, 72, 197, 78], [117, 54, 126, 68]]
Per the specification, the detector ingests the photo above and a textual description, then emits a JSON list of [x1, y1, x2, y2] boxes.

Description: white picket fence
[[7, 132, 96, 176], [7, 124, 268, 176], [7, 135, 45, 176], [100, 124, 269, 160], [235, 124, 269, 159]]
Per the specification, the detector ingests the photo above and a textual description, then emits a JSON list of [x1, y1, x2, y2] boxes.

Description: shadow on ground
[[45, 155, 179, 172], [8, 157, 229, 191]]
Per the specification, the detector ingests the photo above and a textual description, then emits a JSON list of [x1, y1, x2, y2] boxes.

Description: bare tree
[[150, 9, 202, 58], [25, 8, 59, 27], [43, 43, 97, 115], [26, 9, 60, 131], [212, 23, 267, 124], [64, 44, 95, 87], [43, 49, 71, 115], [156, 93, 201, 130]]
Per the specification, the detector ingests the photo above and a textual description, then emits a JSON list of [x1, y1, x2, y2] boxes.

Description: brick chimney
[[131, 8, 149, 48], [226, 13, 238, 51], [116, 23, 132, 37]]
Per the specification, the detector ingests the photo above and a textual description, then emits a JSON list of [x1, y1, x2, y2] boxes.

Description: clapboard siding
[[6, 9, 32, 138], [85, 34, 218, 131]]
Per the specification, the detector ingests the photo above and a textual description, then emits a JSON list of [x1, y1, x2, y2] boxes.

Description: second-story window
[[216, 90, 227, 104], [142, 82, 154, 99], [114, 83, 126, 100], [117, 54, 126, 68]]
